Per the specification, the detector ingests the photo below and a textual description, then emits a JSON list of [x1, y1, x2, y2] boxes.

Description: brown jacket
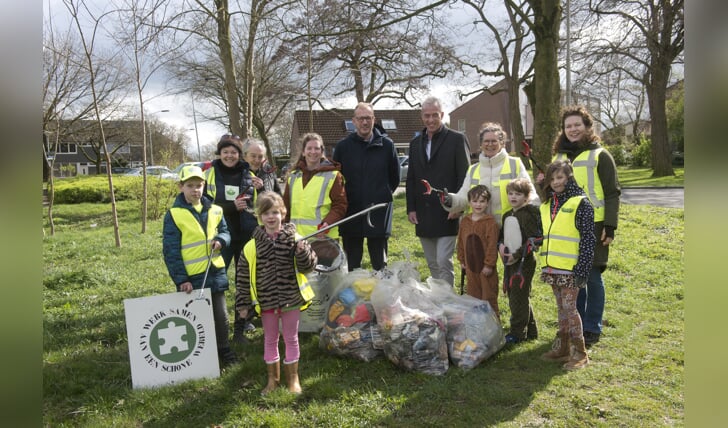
[[457, 213, 499, 273]]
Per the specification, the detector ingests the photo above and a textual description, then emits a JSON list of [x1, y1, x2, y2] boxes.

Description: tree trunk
[[527, 0, 562, 170], [647, 65, 674, 176], [215, 0, 244, 137]]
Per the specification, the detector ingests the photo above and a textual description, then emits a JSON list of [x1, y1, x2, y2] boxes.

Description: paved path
[[620, 187, 683, 208], [395, 185, 684, 209]]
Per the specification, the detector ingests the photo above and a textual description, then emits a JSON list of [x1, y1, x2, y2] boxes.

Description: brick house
[[449, 78, 601, 160], [290, 108, 423, 160]]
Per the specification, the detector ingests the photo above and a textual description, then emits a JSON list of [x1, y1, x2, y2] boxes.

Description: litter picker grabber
[[459, 267, 465, 295], [503, 238, 535, 294], [421, 179, 448, 204], [185, 248, 218, 307], [520, 140, 546, 174], [296, 202, 389, 242]]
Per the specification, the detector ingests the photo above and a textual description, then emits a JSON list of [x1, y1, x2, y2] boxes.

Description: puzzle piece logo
[[150, 317, 196, 363]]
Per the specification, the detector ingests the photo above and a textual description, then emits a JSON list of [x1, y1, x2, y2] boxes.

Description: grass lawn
[[43, 193, 684, 426], [617, 166, 684, 187]]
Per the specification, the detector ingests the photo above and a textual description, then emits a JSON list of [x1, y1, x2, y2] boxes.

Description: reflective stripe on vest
[[204, 167, 218, 198], [287, 170, 339, 238], [205, 166, 257, 204], [169, 205, 225, 275], [554, 149, 605, 221], [539, 196, 585, 270], [467, 157, 519, 218], [242, 238, 314, 315]]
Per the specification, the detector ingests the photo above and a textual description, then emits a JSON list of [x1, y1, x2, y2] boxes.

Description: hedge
[[50, 175, 178, 204]]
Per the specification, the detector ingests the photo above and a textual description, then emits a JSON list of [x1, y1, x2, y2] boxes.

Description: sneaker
[[583, 331, 600, 347], [505, 334, 522, 344], [219, 347, 240, 367]]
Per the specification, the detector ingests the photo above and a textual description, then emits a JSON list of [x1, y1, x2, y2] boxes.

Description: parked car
[[172, 161, 212, 175], [398, 155, 409, 182], [124, 166, 177, 180], [111, 167, 135, 174]]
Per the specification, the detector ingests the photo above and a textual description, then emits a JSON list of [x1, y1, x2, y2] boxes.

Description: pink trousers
[[260, 308, 301, 364]]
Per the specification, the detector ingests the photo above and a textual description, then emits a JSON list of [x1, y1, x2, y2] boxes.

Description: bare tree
[[586, 0, 684, 176], [111, 0, 184, 232], [43, 18, 129, 179], [285, 0, 455, 105], [459, 0, 535, 158], [63, 0, 124, 247]]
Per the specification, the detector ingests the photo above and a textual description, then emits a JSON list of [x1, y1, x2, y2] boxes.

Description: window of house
[[458, 119, 466, 132], [344, 120, 356, 132], [381, 119, 397, 131], [58, 143, 77, 154]]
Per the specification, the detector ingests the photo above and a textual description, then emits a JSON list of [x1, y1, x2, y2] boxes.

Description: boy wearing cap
[[162, 165, 239, 367]]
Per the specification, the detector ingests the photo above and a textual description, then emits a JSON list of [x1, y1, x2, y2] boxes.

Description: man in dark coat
[[406, 96, 471, 286], [333, 102, 400, 271]]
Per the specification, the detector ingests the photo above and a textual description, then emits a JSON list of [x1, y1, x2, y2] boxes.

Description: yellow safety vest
[[205, 166, 258, 203], [539, 196, 586, 271], [554, 149, 605, 221], [467, 156, 519, 218], [169, 205, 226, 276], [287, 170, 339, 239], [242, 238, 314, 315]]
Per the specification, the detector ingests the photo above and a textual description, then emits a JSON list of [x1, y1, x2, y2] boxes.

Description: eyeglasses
[[354, 116, 374, 122]]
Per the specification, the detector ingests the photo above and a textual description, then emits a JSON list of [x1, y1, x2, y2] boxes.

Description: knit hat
[[216, 133, 242, 155]]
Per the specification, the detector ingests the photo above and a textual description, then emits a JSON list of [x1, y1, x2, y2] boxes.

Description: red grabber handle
[[520, 140, 545, 173], [421, 179, 444, 195]]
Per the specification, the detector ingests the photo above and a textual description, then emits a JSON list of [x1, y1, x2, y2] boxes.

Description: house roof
[[291, 108, 423, 154]]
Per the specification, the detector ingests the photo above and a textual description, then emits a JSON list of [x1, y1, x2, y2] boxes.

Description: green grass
[[617, 166, 684, 187], [43, 194, 684, 426]]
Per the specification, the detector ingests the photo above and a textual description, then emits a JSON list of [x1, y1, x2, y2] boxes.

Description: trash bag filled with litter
[[418, 278, 505, 370], [318, 270, 384, 362], [370, 277, 449, 375]]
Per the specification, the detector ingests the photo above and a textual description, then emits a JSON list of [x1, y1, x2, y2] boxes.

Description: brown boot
[[261, 361, 280, 395], [540, 332, 571, 362], [283, 361, 302, 394], [563, 336, 589, 370]]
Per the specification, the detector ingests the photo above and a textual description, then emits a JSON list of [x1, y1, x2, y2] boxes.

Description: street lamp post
[[191, 97, 201, 161], [148, 109, 169, 165]]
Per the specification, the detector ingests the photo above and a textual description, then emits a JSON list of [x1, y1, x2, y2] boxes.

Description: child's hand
[[295, 240, 308, 252], [535, 171, 545, 184], [179, 281, 193, 294], [211, 240, 222, 251], [482, 266, 493, 276]]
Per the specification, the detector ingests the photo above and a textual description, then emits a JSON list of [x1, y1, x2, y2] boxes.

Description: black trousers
[[342, 236, 388, 271]]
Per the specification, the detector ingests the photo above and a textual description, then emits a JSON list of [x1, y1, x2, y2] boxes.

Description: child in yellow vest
[[162, 165, 238, 368], [538, 160, 595, 370], [235, 192, 317, 395]]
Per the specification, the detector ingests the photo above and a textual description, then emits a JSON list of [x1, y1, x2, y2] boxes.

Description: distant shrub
[[605, 144, 628, 166], [630, 134, 652, 167]]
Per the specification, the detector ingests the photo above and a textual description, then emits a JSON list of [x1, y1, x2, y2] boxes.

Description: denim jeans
[[577, 266, 605, 334]]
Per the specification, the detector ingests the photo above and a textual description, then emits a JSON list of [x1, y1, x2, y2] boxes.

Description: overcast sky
[[44, 0, 502, 157]]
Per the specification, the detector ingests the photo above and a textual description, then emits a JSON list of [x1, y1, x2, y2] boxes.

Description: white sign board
[[124, 289, 220, 389]]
